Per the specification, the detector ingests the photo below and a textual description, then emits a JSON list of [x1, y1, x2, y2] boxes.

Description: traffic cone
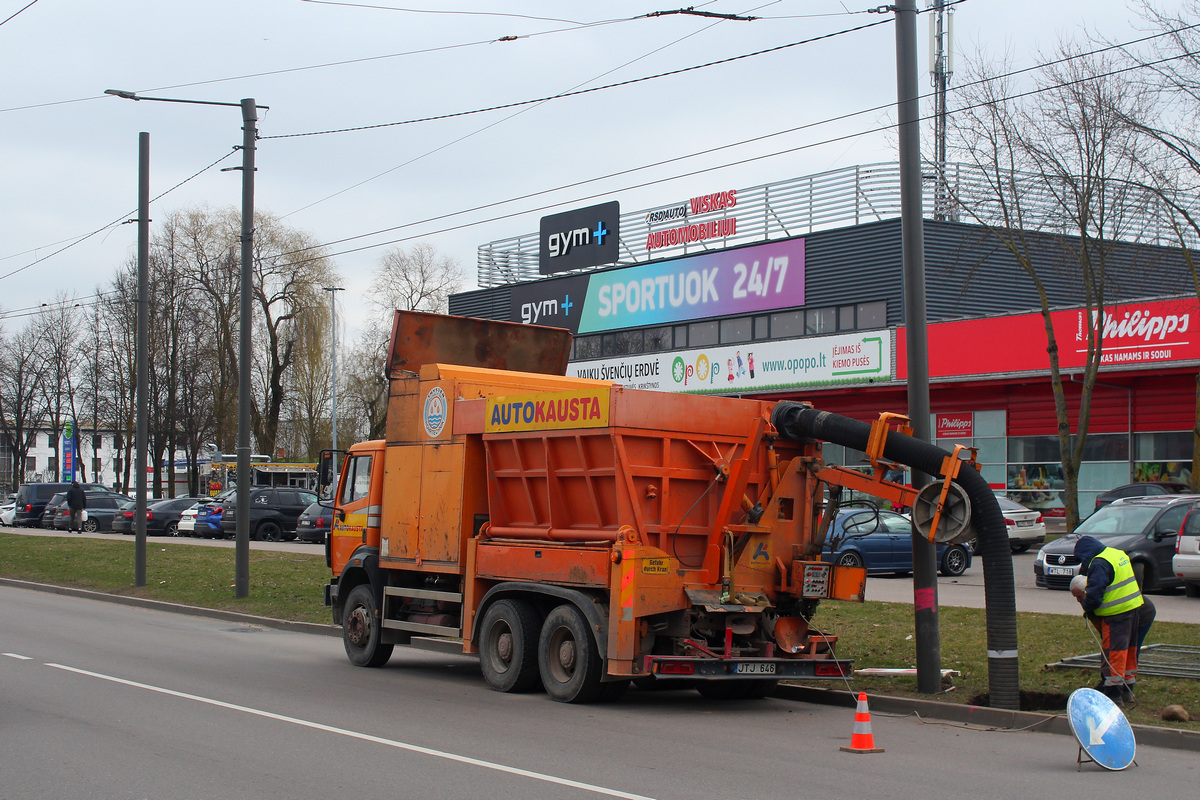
[[840, 692, 884, 753]]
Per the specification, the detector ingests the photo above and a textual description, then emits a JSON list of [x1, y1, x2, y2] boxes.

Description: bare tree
[[0, 325, 54, 489], [947, 45, 1155, 529], [368, 242, 463, 315]]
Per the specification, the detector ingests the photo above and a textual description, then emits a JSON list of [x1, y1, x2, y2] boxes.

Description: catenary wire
[[7, 17, 1198, 301]]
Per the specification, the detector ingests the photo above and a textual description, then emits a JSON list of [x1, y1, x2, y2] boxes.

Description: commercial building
[[449, 164, 1197, 514]]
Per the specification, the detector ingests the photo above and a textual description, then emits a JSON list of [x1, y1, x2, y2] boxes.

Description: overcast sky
[[0, 0, 1147, 342]]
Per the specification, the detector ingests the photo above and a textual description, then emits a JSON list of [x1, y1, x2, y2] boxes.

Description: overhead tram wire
[[278, 0, 794, 217], [262, 17, 894, 141], [274, 22, 1196, 261], [0, 13, 638, 114], [270, 41, 1200, 269], [0, 149, 238, 284]]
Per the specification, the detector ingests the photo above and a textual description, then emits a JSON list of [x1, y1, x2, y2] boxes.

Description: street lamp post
[[323, 287, 344, 455], [106, 89, 267, 598]]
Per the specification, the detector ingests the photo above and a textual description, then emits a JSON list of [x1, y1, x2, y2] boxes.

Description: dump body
[[325, 310, 925, 702]]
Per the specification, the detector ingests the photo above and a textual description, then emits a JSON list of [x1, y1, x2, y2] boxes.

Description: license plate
[[1047, 565, 1075, 576], [735, 662, 776, 675], [1017, 520, 1033, 527]]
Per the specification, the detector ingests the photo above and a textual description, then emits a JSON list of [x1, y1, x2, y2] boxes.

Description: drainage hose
[[771, 401, 1019, 711]]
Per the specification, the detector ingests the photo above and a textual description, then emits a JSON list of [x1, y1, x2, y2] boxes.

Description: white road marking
[[46, 662, 654, 800], [3, 652, 33, 659]]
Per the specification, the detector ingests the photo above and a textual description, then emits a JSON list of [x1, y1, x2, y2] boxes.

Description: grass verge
[[2, 533, 1196, 731], [0, 533, 329, 624]]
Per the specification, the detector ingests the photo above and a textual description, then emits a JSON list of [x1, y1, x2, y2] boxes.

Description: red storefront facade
[[791, 297, 1200, 515]]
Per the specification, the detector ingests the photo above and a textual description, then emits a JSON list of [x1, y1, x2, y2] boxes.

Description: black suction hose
[[771, 402, 1019, 710]]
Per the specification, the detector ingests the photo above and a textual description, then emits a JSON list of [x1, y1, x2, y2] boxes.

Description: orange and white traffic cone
[[840, 692, 884, 753]]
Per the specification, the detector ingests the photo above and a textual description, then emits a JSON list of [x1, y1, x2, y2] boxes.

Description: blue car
[[194, 489, 235, 538], [821, 507, 971, 577]]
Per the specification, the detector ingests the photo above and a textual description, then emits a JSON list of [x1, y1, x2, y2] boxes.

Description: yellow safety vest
[[1092, 547, 1144, 616]]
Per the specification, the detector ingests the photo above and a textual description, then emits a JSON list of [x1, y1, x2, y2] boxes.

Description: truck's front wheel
[[538, 604, 604, 703], [343, 585, 394, 668], [479, 599, 541, 693]]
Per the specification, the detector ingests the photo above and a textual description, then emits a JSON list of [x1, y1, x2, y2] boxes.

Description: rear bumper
[[643, 656, 851, 680], [1173, 553, 1200, 582]]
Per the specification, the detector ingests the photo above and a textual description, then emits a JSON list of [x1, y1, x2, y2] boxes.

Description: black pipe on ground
[[771, 402, 1019, 711]]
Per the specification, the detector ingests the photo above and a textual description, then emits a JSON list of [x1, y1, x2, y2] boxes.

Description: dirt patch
[[968, 690, 1069, 711]]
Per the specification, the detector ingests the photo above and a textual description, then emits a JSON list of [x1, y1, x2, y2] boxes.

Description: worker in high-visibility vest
[[1070, 535, 1150, 705]]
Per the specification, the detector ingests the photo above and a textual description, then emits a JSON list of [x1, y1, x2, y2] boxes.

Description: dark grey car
[[1035, 494, 1198, 591]]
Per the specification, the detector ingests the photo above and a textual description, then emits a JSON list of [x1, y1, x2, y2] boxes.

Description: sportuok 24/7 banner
[[896, 297, 1200, 379]]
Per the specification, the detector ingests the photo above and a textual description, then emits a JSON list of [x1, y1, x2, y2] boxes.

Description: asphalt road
[[2, 585, 1194, 800]]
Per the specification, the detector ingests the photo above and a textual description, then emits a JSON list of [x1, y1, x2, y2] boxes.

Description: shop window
[[754, 315, 770, 340], [973, 438, 1005, 465], [1135, 431, 1191, 461], [673, 325, 689, 348], [770, 310, 805, 338], [719, 317, 752, 343], [856, 301, 886, 329], [974, 410, 1006, 438], [806, 307, 835, 335], [1008, 436, 1059, 463], [688, 320, 719, 347], [1078, 462, 1131, 492], [574, 335, 602, 360], [603, 330, 643, 356], [1079, 434, 1128, 462], [644, 326, 672, 352], [838, 305, 855, 330]]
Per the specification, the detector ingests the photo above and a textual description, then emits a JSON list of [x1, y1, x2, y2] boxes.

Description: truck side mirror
[[318, 450, 337, 491]]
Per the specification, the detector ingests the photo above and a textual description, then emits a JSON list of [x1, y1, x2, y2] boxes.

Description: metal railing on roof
[[476, 161, 1195, 288]]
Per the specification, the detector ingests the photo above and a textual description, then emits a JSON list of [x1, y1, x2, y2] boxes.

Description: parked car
[[13, 481, 107, 527], [143, 496, 210, 536], [178, 501, 207, 535], [975, 496, 1045, 554], [111, 500, 137, 534], [195, 489, 236, 538], [1035, 494, 1197, 591], [221, 487, 319, 541], [51, 492, 131, 532], [0, 500, 15, 526], [41, 493, 68, 529], [821, 507, 971, 577], [1173, 502, 1200, 598], [295, 501, 334, 543], [1093, 481, 1190, 512]]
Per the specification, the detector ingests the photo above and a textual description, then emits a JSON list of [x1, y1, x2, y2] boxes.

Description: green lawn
[[1, 532, 1195, 731]]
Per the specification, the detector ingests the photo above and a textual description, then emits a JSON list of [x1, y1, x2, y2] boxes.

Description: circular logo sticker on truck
[[423, 387, 447, 438]]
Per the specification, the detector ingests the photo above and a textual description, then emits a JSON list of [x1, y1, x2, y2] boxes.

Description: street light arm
[[105, 88, 267, 110]]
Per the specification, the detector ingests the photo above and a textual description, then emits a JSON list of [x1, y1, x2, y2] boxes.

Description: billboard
[[897, 296, 1200, 379], [513, 237, 806, 334], [569, 329, 891, 394], [538, 201, 621, 275]]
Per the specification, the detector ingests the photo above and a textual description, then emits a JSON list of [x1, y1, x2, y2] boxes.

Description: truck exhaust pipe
[[770, 402, 1019, 711]]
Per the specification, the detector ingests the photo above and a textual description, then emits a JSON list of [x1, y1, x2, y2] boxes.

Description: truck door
[[331, 453, 377, 570]]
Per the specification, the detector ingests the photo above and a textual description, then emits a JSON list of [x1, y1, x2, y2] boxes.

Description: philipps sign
[[935, 412, 973, 440]]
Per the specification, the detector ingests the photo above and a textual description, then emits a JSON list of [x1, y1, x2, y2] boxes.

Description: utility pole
[[895, 0, 941, 694], [234, 98, 257, 599], [135, 132, 149, 587], [929, 0, 955, 221]]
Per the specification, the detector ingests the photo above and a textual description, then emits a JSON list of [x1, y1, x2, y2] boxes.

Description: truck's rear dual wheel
[[479, 599, 541, 692], [539, 604, 605, 703], [343, 585, 394, 668]]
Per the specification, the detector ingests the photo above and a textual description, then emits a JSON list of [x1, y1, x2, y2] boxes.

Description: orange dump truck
[[323, 310, 969, 703]]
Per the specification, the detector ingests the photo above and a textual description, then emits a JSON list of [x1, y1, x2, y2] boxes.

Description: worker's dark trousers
[[1086, 609, 1138, 687]]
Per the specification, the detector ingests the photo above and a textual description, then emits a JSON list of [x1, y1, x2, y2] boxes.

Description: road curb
[[4, 576, 1197, 751], [0, 576, 342, 638], [775, 684, 1200, 752]]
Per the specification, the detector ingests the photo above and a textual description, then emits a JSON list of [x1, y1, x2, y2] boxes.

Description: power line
[[0, 149, 237, 284], [0, 0, 40, 28], [263, 17, 893, 140]]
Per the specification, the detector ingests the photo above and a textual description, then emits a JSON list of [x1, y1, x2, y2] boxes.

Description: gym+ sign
[[539, 201, 620, 275]]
